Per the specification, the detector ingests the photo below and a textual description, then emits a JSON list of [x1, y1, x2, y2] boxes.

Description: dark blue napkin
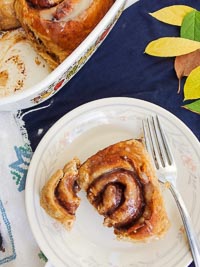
[[22, 1, 199, 265]]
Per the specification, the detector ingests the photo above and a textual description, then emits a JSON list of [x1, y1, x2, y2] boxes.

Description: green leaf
[[183, 99, 200, 114], [184, 66, 200, 100], [181, 10, 200, 41]]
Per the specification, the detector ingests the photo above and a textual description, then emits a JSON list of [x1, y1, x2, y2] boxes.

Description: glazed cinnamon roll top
[[14, 0, 115, 68], [28, 0, 63, 8], [78, 139, 170, 241]]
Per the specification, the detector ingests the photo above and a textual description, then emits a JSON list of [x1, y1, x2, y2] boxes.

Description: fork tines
[[142, 115, 173, 170]]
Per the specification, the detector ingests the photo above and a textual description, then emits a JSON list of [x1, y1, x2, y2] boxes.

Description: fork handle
[[169, 183, 200, 266]]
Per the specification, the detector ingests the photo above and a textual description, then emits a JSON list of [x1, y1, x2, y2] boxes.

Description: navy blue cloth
[[23, 1, 199, 266]]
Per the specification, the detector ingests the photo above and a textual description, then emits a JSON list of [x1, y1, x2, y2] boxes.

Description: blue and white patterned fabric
[[0, 112, 46, 267]]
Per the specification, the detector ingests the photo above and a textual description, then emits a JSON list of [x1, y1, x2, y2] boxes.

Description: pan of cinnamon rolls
[[0, 0, 125, 110]]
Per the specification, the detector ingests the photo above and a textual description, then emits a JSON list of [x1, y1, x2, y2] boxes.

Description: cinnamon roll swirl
[[78, 139, 170, 241], [0, 0, 20, 30], [14, 0, 114, 68], [40, 158, 81, 230]]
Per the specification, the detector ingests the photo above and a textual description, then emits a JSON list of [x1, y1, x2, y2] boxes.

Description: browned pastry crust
[[14, 0, 114, 69], [0, 0, 20, 30], [40, 157, 81, 230], [78, 139, 170, 242]]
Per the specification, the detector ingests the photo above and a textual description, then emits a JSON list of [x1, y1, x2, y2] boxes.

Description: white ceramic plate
[[26, 97, 200, 267]]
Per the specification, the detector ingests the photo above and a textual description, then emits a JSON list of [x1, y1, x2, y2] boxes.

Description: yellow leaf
[[149, 5, 195, 26], [184, 66, 200, 100], [145, 37, 200, 57]]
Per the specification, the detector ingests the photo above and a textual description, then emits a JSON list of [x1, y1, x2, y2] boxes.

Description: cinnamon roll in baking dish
[[0, 0, 20, 30], [14, 0, 114, 68], [78, 139, 170, 242]]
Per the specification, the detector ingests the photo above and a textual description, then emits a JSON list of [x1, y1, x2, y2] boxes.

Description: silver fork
[[143, 115, 200, 267]]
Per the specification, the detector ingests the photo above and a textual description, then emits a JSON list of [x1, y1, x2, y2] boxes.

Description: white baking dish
[[0, 0, 127, 111]]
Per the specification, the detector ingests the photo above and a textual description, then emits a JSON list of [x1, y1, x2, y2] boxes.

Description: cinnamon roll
[[78, 139, 170, 242], [40, 158, 81, 230], [0, 0, 20, 30], [14, 0, 114, 68]]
